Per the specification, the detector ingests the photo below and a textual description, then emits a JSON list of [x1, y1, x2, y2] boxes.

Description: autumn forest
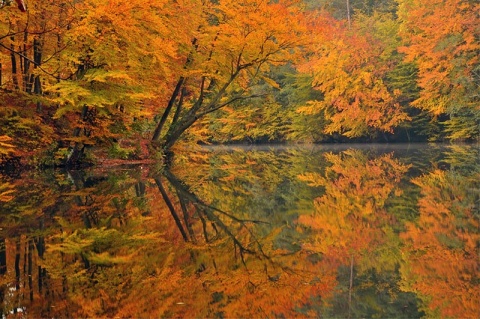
[[0, 0, 479, 318], [0, 0, 478, 167]]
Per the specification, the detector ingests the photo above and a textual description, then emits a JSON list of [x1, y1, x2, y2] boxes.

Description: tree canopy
[[0, 0, 478, 167]]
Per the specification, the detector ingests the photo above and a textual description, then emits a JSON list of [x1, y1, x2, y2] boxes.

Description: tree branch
[[0, 41, 70, 80]]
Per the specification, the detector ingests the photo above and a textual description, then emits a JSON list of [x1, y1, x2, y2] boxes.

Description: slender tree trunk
[[14, 238, 20, 314], [152, 38, 201, 144], [346, 0, 351, 29], [162, 115, 199, 151], [22, 31, 30, 93], [65, 105, 89, 167], [135, 182, 146, 197], [172, 86, 187, 125], [161, 70, 240, 151], [10, 37, 19, 90], [27, 239, 33, 302], [348, 255, 354, 318], [0, 238, 6, 275], [33, 37, 43, 111], [36, 218, 45, 294], [178, 193, 197, 243], [15, 238, 20, 290]]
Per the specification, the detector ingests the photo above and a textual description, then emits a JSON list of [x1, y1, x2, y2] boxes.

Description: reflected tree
[[400, 146, 480, 318], [297, 149, 423, 317], [1, 146, 476, 318], [118, 166, 336, 318]]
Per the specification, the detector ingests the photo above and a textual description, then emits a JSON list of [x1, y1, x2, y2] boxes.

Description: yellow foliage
[[0, 135, 15, 156], [0, 182, 15, 202]]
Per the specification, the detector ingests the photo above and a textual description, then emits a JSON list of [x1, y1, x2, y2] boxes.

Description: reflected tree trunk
[[135, 181, 150, 216], [177, 191, 197, 243], [28, 239, 33, 302], [35, 218, 46, 294], [0, 238, 6, 275], [154, 177, 189, 241], [0, 238, 5, 318], [157, 169, 270, 265], [14, 238, 20, 314], [346, 0, 351, 29]]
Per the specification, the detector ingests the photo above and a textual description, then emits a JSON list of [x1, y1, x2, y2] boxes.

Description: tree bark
[[346, 0, 351, 29], [10, 37, 19, 90], [151, 77, 185, 142], [0, 238, 6, 275]]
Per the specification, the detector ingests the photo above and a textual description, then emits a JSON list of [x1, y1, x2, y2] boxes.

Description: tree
[[150, 0, 306, 153], [397, 0, 480, 140], [297, 149, 413, 316], [400, 157, 480, 317], [44, 0, 192, 165], [297, 12, 409, 138], [0, 0, 192, 166]]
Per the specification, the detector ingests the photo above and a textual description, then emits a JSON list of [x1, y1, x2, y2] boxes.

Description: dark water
[[0, 144, 478, 318]]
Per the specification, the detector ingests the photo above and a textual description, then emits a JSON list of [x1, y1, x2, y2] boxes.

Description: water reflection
[[0, 144, 478, 318]]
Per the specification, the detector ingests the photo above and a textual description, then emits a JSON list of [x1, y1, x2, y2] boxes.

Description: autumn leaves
[[298, 0, 479, 140], [0, 0, 478, 166]]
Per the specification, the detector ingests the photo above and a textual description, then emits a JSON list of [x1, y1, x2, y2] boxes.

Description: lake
[[0, 144, 478, 318]]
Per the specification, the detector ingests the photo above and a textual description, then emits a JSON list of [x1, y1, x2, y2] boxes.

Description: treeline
[[0, 0, 478, 166]]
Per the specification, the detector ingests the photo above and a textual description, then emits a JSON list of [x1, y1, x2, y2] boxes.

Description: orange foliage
[[298, 13, 409, 137], [298, 150, 409, 265], [398, 0, 479, 125], [401, 169, 480, 318]]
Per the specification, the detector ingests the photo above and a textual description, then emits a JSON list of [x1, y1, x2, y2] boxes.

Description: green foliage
[[107, 143, 137, 160], [442, 108, 480, 141]]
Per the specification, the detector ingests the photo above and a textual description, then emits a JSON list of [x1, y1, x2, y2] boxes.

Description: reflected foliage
[[0, 145, 478, 318], [400, 146, 479, 318]]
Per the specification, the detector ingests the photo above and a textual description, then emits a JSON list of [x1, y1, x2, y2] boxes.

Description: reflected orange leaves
[[1, 147, 478, 318], [298, 150, 409, 260], [115, 249, 336, 318], [401, 169, 480, 318]]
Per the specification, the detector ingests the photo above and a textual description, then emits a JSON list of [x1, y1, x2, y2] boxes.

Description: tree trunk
[[22, 31, 30, 93], [33, 38, 43, 110], [10, 37, 19, 90], [151, 77, 185, 142], [162, 114, 198, 151], [27, 239, 33, 302], [65, 105, 89, 167], [0, 238, 6, 275], [346, 0, 351, 29], [159, 70, 240, 152]]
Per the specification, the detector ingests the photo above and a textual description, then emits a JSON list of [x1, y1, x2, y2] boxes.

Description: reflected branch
[[163, 170, 268, 225], [157, 169, 294, 275], [177, 190, 197, 243], [159, 170, 263, 258], [154, 177, 189, 242]]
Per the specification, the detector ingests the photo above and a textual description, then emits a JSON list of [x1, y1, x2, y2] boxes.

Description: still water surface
[[0, 144, 478, 318]]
